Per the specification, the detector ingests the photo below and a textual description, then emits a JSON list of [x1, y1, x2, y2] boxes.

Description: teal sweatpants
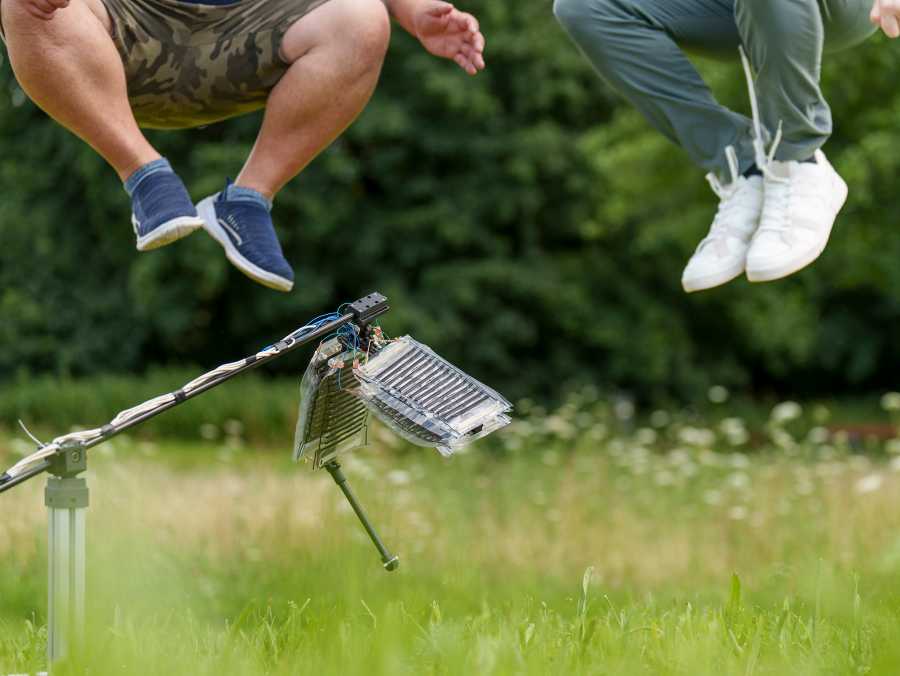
[[553, 0, 876, 178]]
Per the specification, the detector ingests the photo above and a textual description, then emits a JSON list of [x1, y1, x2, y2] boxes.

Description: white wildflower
[[855, 474, 883, 495], [720, 418, 749, 446], [678, 426, 716, 447], [771, 401, 802, 424], [613, 399, 635, 422], [544, 415, 576, 440], [770, 427, 796, 451], [223, 419, 244, 436], [708, 385, 730, 404], [728, 472, 750, 490], [881, 392, 900, 412], [650, 410, 671, 428], [636, 428, 658, 446], [728, 506, 748, 521], [387, 470, 411, 486], [806, 426, 830, 445]]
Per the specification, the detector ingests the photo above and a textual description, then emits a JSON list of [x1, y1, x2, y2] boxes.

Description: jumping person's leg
[[1, 0, 204, 250], [735, 0, 875, 163], [1, 0, 157, 179], [197, 0, 390, 293], [736, 0, 875, 282], [235, 0, 391, 199], [553, 0, 755, 179], [554, 0, 767, 293]]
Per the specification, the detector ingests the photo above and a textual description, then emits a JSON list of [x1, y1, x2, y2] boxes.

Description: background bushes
[[2, 4, 899, 404]]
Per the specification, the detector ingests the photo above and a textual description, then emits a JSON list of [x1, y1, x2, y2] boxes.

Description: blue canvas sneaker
[[127, 159, 204, 251], [196, 182, 294, 292]]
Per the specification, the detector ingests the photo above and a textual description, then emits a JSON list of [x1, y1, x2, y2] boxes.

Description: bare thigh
[[0, 0, 112, 37], [82, 0, 113, 34]]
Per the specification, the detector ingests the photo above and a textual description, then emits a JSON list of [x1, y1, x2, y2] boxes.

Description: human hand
[[412, 0, 485, 75], [871, 0, 900, 38]]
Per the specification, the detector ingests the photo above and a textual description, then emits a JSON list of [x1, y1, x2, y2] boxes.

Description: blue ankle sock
[[225, 184, 273, 212], [124, 158, 174, 196]]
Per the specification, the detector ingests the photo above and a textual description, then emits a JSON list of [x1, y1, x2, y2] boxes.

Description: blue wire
[[259, 309, 344, 351]]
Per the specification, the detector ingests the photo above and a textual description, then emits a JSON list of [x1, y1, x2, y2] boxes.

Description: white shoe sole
[[682, 259, 746, 293], [197, 196, 294, 293], [746, 172, 849, 283], [134, 215, 205, 252]]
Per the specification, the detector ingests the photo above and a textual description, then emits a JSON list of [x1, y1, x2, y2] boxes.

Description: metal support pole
[[45, 447, 88, 668], [325, 461, 399, 571]]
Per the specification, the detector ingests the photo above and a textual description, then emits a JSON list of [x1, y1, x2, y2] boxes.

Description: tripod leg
[[46, 476, 89, 666]]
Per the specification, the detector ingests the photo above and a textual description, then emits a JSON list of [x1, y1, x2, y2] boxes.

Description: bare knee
[[346, 0, 391, 65], [282, 0, 390, 71], [1, 0, 42, 32]]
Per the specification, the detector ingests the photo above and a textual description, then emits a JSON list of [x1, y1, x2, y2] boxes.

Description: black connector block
[[349, 293, 390, 323]]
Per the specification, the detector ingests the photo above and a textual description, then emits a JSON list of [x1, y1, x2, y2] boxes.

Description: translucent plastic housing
[[294, 335, 513, 464]]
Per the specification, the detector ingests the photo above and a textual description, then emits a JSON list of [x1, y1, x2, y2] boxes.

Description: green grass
[[3, 396, 900, 674]]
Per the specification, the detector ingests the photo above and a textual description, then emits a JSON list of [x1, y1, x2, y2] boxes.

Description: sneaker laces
[[739, 46, 784, 183], [699, 146, 759, 251], [739, 46, 793, 240]]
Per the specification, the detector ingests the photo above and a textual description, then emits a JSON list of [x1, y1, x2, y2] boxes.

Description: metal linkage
[[0, 293, 390, 494]]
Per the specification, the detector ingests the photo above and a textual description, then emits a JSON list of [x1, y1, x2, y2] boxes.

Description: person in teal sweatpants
[[553, 0, 895, 292]]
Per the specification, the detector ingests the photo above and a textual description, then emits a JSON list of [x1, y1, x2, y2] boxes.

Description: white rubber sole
[[682, 258, 746, 293], [197, 196, 294, 293], [746, 172, 849, 284], [134, 215, 205, 252]]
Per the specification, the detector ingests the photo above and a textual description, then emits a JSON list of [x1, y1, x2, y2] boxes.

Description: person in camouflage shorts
[[0, 0, 486, 291]]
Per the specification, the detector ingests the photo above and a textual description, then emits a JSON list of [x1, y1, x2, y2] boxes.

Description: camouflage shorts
[[1, 0, 332, 129], [109, 0, 335, 129]]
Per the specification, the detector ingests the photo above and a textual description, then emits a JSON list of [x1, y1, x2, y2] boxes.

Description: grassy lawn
[[2, 396, 900, 674]]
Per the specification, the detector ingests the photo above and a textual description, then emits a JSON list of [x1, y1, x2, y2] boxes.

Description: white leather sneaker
[[745, 150, 848, 283], [682, 147, 763, 293]]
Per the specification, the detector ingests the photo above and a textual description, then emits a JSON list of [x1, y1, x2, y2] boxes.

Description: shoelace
[[698, 146, 759, 250], [739, 46, 793, 239]]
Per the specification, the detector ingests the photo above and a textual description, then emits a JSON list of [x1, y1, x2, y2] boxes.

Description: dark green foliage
[[1, 6, 899, 403]]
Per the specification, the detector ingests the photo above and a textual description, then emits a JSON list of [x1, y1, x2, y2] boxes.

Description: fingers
[[453, 53, 477, 75], [874, 0, 900, 37], [426, 1, 454, 17], [448, 11, 484, 49], [452, 39, 484, 74], [883, 13, 900, 37]]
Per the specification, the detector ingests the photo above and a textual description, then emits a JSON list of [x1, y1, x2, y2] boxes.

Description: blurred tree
[[1, 3, 899, 403]]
